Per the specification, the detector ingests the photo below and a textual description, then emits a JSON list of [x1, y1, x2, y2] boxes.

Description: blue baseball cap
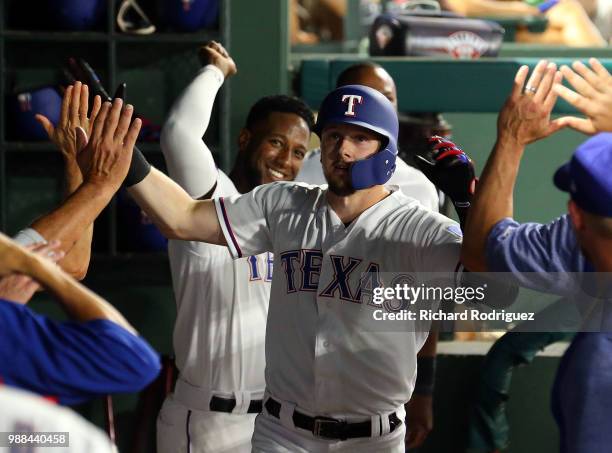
[[553, 133, 612, 217]]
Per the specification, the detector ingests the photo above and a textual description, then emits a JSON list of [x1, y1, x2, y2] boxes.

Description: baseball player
[[123, 82, 470, 451], [155, 42, 314, 452], [295, 62, 448, 450], [462, 59, 612, 452]]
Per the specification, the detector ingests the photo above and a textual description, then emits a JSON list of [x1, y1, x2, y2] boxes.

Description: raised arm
[[461, 61, 564, 271], [32, 82, 102, 279], [161, 41, 237, 198]]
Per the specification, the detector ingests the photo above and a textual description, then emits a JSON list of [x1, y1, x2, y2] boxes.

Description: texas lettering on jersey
[[279, 249, 383, 305]]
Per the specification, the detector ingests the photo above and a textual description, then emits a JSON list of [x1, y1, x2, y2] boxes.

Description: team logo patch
[[446, 224, 463, 238], [446, 31, 489, 59], [342, 94, 363, 116]]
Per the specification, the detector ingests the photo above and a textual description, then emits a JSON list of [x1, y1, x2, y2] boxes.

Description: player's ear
[[238, 128, 251, 153]]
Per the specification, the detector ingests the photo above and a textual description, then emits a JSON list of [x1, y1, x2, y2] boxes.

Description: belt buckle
[[313, 416, 347, 440]]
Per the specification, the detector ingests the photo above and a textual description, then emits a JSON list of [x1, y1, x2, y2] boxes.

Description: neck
[[229, 160, 257, 194], [580, 236, 612, 272], [326, 185, 390, 224]]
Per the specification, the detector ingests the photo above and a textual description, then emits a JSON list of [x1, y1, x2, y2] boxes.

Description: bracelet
[[124, 146, 151, 187], [414, 356, 437, 395]]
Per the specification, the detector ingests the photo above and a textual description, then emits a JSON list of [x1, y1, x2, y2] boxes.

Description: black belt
[[209, 395, 263, 414], [265, 397, 402, 440]]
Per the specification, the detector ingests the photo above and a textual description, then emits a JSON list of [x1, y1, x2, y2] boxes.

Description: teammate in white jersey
[[125, 82, 463, 451], [155, 42, 314, 453]]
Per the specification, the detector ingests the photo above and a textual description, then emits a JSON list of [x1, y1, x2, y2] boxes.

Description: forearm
[[128, 167, 225, 244], [446, 0, 539, 16], [24, 252, 135, 334], [30, 182, 113, 257], [57, 159, 92, 280], [462, 139, 524, 271], [161, 65, 224, 197]]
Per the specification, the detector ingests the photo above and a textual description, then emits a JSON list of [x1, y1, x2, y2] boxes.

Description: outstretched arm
[[161, 41, 237, 198], [461, 60, 564, 272], [127, 167, 226, 245]]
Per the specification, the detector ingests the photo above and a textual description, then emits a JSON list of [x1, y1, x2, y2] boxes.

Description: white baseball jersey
[[296, 148, 439, 212], [214, 182, 461, 417], [168, 171, 269, 395], [0, 386, 114, 453], [160, 65, 269, 399]]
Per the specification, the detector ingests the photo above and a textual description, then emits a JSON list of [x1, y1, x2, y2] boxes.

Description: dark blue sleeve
[[0, 299, 160, 405], [485, 215, 587, 295]]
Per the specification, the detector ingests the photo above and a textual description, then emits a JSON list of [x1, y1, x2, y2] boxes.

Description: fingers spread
[[90, 101, 112, 144], [34, 114, 54, 139], [90, 95, 102, 128], [525, 60, 549, 94], [534, 62, 557, 104], [552, 116, 596, 135], [589, 58, 611, 79], [79, 83, 89, 123], [543, 70, 563, 112], [512, 65, 530, 99], [123, 117, 142, 153], [113, 104, 134, 144], [60, 85, 73, 126], [101, 98, 123, 142], [560, 65, 597, 99], [553, 83, 596, 115], [70, 81, 82, 124]]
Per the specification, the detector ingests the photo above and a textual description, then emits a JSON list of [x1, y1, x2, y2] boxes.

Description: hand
[[80, 98, 142, 190], [198, 41, 237, 79], [405, 394, 433, 450], [497, 60, 564, 147], [415, 136, 477, 208], [0, 241, 64, 305], [553, 58, 612, 134], [35, 82, 102, 167]]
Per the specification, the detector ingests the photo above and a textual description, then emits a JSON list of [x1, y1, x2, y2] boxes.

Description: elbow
[[59, 260, 90, 281], [160, 120, 189, 158]]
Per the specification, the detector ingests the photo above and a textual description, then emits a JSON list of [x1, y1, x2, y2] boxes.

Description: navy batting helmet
[[313, 84, 398, 190]]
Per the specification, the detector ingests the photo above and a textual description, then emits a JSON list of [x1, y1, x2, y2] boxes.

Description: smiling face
[[320, 123, 382, 196], [239, 111, 311, 185]]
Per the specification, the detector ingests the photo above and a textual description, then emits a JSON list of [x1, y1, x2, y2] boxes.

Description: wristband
[[414, 356, 437, 395], [124, 145, 151, 187]]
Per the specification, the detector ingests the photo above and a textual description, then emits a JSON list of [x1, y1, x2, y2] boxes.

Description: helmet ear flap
[[350, 148, 397, 190]]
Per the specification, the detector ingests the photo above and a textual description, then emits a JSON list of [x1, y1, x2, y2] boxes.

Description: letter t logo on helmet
[[342, 94, 363, 117]]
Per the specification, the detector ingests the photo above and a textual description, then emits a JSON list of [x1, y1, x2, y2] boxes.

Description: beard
[[323, 165, 355, 196]]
